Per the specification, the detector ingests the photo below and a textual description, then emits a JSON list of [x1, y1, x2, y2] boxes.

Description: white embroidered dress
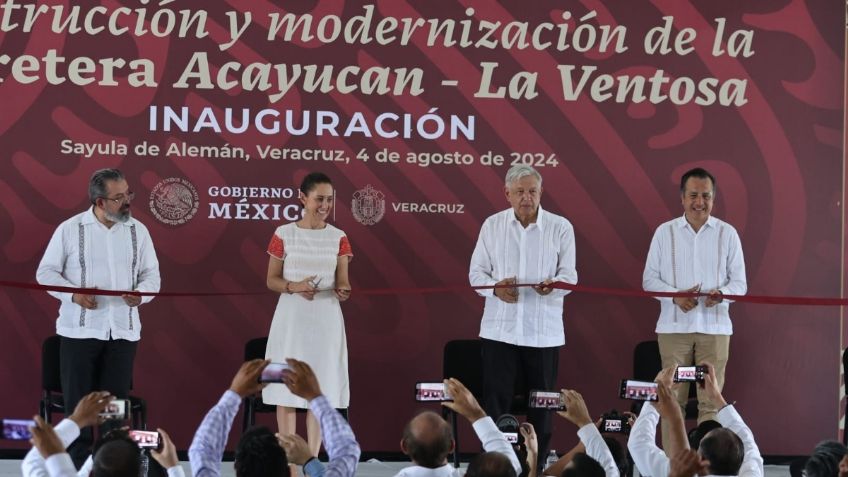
[[263, 222, 352, 409]]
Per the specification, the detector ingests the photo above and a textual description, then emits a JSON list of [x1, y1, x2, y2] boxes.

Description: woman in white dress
[[264, 172, 352, 455]]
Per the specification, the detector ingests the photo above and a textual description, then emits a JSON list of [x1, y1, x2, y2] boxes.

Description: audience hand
[[669, 449, 709, 477], [151, 429, 178, 469], [442, 378, 486, 422], [284, 359, 322, 401], [229, 359, 269, 398], [520, 422, 538, 457], [700, 362, 727, 408], [494, 277, 518, 304], [654, 382, 683, 422], [29, 416, 65, 459], [277, 433, 313, 465], [654, 366, 675, 389], [672, 284, 700, 312], [69, 391, 112, 428], [558, 390, 592, 428]]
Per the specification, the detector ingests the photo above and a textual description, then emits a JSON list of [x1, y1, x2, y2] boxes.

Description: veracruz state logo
[[351, 184, 385, 226], [149, 177, 199, 225]]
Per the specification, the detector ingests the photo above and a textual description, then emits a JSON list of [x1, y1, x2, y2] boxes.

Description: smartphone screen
[[619, 380, 658, 401], [99, 399, 128, 419], [415, 382, 452, 401], [2, 419, 35, 440], [528, 390, 565, 410], [129, 430, 160, 449], [674, 365, 705, 383], [602, 418, 625, 433], [503, 432, 518, 444], [259, 363, 291, 383]]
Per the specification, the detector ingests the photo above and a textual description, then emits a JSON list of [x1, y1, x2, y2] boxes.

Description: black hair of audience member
[[804, 440, 848, 477], [466, 452, 518, 477], [234, 426, 289, 477], [602, 436, 630, 477], [699, 428, 744, 476], [299, 172, 333, 196], [688, 420, 722, 449], [402, 412, 453, 468], [561, 453, 605, 477], [90, 430, 141, 477]]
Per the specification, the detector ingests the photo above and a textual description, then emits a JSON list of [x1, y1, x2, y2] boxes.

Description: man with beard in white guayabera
[[36, 168, 160, 468]]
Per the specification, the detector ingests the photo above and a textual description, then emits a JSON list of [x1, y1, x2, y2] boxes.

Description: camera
[[600, 411, 630, 435], [496, 414, 522, 445], [259, 363, 291, 383], [619, 380, 658, 401], [415, 382, 452, 402], [2, 419, 35, 440], [99, 399, 129, 420], [528, 390, 565, 410], [674, 365, 706, 383], [129, 430, 161, 450]]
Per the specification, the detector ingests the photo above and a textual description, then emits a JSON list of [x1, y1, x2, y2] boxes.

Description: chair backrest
[[443, 339, 484, 400], [633, 339, 697, 401], [633, 340, 662, 381], [42, 335, 62, 393], [843, 348, 847, 392], [245, 337, 269, 361]]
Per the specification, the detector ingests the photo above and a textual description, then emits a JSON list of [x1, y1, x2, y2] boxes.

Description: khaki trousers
[[657, 333, 729, 450]]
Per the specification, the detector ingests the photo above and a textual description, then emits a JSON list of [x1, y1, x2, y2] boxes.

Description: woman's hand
[[291, 276, 318, 300], [335, 284, 351, 302]]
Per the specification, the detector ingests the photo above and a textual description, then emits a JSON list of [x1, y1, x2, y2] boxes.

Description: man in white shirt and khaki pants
[[642, 167, 747, 445], [469, 164, 578, 467], [36, 168, 160, 467]]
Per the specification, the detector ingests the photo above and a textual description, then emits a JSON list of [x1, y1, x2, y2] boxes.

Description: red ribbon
[[1, 279, 845, 306]]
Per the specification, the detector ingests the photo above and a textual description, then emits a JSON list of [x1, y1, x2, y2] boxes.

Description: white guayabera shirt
[[469, 206, 577, 348], [643, 215, 747, 335], [36, 207, 161, 341]]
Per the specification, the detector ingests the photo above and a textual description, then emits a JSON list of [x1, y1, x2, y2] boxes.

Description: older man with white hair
[[469, 164, 578, 467]]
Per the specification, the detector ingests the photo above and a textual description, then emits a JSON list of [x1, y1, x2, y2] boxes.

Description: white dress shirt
[[642, 215, 746, 335], [577, 423, 620, 477], [393, 416, 522, 477], [627, 403, 763, 477], [469, 207, 577, 347], [21, 418, 186, 477], [36, 207, 160, 341]]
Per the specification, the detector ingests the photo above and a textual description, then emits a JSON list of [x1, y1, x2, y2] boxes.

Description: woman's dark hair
[[299, 172, 333, 197]]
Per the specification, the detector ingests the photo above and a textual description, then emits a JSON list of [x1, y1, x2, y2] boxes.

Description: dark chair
[[442, 339, 528, 467], [843, 348, 847, 446], [241, 337, 348, 433], [40, 335, 147, 429], [631, 340, 697, 418]]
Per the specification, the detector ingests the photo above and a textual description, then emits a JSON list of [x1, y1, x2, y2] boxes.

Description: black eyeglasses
[[103, 191, 135, 205]]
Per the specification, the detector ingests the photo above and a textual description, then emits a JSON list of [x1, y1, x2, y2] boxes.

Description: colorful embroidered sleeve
[[267, 232, 285, 260], [338, 236, 353, 257]]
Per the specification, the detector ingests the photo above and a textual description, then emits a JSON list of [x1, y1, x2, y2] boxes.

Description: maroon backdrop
[[0, 0, 844, 456]]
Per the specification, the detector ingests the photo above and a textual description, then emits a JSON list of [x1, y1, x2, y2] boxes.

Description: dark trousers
[[60, 337, 138, 468], [481, 338, 559, 469]]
